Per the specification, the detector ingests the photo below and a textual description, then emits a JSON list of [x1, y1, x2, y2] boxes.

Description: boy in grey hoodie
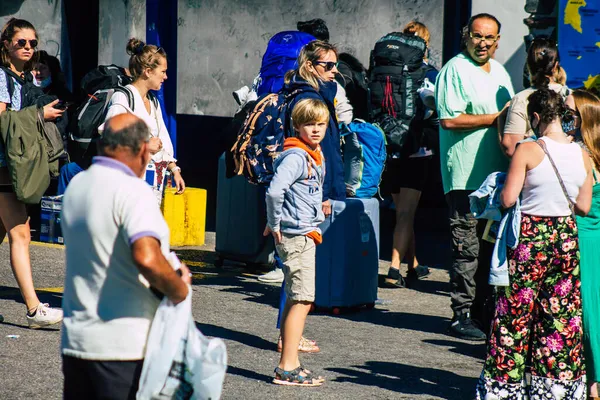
[[264, 98, 328, 386]]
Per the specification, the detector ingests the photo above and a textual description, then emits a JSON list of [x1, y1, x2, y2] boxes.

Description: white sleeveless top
[[520, 137, 586, 217]]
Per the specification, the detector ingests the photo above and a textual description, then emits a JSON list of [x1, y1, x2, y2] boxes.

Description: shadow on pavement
[[378, 274, 451, 298], [196, 271, 452, 337], [225, 365, 272, 383], [0, 285, 63, 308], [423, 338, 487, 361], [0, 320, 60, 331], [339, 308, 451, 336], [405, 276, 451, 297], [197, 272, 281, 309], [327, 361, 477, 399], [196, 322, 276, 351]]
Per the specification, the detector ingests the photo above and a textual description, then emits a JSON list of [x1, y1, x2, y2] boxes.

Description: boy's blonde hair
[[291, 98, 330, 129]]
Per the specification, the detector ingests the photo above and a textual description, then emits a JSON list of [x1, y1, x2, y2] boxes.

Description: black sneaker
[[384, 267, 407, 288], [448, 312, 487, 341]]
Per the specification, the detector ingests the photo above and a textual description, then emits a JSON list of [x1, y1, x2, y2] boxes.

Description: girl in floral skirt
[[476, 88, 593, 399]]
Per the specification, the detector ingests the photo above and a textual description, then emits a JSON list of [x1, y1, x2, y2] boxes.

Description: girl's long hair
[[573, 89, 600, 170], [284, 40, 338, 91]]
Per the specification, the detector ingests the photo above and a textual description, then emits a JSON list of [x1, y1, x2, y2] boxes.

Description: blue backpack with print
[[342, 120, 387, 198], [231, 90, 302, 185]]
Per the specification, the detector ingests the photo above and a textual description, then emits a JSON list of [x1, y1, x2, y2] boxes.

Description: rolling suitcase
[[315, 197, 380, 310], [215, 153, 275, 268]]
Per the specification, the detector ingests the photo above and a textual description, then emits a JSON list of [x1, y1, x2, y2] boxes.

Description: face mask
[[561, 118, 576, 134], [35, 76, 52, 89]]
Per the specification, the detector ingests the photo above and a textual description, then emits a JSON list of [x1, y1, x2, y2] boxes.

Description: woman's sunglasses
[[314, 61, 338, 71], [15, 39, 38, 49]]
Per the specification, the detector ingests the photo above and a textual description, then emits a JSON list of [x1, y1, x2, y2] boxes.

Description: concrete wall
[[0, 0, 64, 61], [177, 0, 445, 116], [471, 0, 529, 92], [98, 0, 146, 67]]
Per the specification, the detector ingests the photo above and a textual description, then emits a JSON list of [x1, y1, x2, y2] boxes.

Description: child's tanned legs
[[279, 300, 312, 370]]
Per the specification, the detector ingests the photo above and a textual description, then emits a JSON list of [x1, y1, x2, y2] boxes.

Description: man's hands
[[179, 262, 192, 285], [263, 225, 282, 245], [132, 237, 189, 304], [322, 200, 332, 217], [441, 101, 511, 131]]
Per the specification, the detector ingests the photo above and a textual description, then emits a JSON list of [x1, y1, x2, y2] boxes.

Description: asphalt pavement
[[0, 228, 485, 400]]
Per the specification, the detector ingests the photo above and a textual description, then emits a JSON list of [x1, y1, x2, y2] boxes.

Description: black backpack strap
[[114, 86, 136, 112], [1, 67, 26, 86], [148, 91, 159, 110]]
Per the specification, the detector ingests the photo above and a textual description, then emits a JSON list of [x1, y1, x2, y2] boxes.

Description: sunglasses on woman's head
[[15, 39, 38, 48], [314, 61, 338, 71]]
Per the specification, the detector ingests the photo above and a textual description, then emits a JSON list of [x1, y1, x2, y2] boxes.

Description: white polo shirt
[[61, 156, 170, 360]]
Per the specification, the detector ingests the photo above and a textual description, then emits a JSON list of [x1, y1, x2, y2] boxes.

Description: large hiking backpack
[[231, 90, 301, 185], [256, 31, 315, 96], [68, 65, 156, 168], [368, 32, 427, 152], [336, 53, 369, 120], [79, 64, 132, 101], [342, 120, 386, 198]]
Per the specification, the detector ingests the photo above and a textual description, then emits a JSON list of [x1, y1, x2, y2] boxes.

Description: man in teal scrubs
[[435, 13, 514, 340]]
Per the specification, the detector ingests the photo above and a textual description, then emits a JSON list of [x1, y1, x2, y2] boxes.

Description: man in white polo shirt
[[60, 114, 191, 399]]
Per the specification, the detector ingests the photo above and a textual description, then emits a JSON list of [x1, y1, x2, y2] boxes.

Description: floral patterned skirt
[[476, 214, 586, 399], [145, 160, 168, 206]]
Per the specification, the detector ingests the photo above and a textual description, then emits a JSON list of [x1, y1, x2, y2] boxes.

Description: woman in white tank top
[[477, 88, 593, 399]]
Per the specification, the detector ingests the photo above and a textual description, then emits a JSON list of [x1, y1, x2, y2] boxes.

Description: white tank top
[[520, 137, 586, 217]]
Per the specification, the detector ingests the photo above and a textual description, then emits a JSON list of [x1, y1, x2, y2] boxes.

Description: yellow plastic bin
[[162, 187, 207, 247]]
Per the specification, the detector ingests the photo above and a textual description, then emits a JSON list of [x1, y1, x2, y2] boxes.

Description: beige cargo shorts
[[275, 233, 316, 302]]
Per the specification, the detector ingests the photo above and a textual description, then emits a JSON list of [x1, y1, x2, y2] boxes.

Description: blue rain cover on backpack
[[342, 120, 387, 198], [256, 31, 315, 96], [231, 90, 302, 185]]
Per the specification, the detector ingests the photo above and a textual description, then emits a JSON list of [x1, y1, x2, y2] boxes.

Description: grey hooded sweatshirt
[[266, 147, 325, 235]]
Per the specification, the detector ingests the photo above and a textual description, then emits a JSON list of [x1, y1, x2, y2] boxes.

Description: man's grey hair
[[98, 117, 149, 155]]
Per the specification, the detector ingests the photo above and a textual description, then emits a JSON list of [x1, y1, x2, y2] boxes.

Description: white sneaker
[[26, 303, 63, 329], [257, 268, 284, 283]]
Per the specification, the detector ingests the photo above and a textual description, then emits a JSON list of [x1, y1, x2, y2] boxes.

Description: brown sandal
[[277, 336, 320, 353]]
